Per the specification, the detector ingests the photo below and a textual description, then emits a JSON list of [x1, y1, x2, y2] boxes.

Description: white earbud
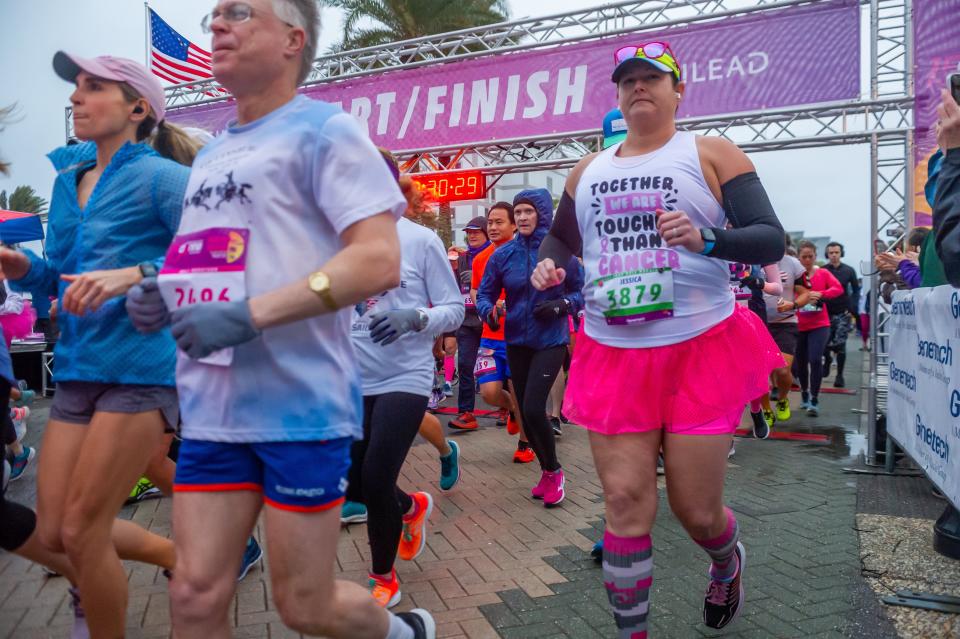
[[675, 92, 682, 99]]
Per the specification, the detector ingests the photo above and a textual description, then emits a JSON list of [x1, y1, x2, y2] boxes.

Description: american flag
[[148, 8, 216, 87]]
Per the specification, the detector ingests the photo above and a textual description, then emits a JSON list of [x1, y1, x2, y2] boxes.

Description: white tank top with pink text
[[575, 130, 734, 348]]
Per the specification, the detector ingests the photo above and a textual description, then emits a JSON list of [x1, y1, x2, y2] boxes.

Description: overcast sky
[[0, 0, 873, 271]]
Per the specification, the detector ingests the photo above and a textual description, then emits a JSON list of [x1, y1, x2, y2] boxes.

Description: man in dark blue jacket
[[477, 189, 584, 507]]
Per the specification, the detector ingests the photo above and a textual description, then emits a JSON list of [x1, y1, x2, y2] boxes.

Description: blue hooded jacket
[[11, 141, 188, 386], [476, 188, 584, 349]]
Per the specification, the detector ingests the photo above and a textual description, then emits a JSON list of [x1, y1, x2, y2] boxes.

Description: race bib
[[464, 295, 475, 309], [594, 268, 675, 325], [474, 348, 497, 377], [158, 227, 249, 366]]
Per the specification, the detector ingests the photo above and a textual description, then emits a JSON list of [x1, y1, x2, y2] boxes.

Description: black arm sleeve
[[933, 148, 960, 287], [538, 191, 582, 265], [708, 172, 785, 265]]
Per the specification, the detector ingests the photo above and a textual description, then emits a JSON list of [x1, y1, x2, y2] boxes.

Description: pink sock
[[750, 399, 762, 413], [444, 356, 455, 382]]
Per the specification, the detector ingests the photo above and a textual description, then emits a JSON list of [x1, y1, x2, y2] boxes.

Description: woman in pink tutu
[[532, 41, 785, 637], [0, 279, 36, 348]]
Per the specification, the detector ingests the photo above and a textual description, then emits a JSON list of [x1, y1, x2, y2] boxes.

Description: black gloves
[[484, 305, 503, 331], [532, 298, 570, 320]]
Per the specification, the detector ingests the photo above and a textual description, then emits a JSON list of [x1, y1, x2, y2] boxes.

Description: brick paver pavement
[[1, 379, 884, 638]]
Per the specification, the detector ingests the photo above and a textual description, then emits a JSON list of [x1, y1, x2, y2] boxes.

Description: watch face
[[309, 272, 329, 292]]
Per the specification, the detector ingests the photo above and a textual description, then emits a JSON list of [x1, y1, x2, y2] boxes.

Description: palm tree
[[324, 0, 509, 52], [0, 185, 49, 221]]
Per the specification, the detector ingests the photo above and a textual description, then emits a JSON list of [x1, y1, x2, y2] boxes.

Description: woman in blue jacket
[[477, 189, 584, 507], [0, 53, 197, 637]]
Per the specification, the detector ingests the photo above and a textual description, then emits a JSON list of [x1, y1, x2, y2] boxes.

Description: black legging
[[0, 376, 36, 553], [506, 344, 566, 472], [796, 326, 830, 400], [823, 313, 849, 380], [347, 392, 427, 576]]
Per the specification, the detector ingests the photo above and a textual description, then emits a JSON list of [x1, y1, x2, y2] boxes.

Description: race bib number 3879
[[594, 268, 675, 325]]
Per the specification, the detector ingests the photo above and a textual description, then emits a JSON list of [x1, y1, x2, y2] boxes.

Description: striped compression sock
[[693, 507, 740, 580], [602, 530, 652, 639]]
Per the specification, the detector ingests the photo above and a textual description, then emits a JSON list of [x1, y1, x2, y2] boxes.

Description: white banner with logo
[[887, 286, 960, 509]]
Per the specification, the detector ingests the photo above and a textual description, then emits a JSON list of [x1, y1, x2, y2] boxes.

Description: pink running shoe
[[531, 472, 549, 499], [542, 469, 565, 507]]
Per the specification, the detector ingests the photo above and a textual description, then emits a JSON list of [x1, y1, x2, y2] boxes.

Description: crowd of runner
[[0, 1, 923, 638]]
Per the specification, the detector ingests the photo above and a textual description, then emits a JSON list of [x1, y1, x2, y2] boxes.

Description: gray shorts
[[50, 382, 179, 433]]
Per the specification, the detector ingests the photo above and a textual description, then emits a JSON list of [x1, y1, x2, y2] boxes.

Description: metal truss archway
[[94, 0, 910, 464]]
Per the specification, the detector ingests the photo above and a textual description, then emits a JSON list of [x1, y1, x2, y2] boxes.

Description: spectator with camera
[[933, 87, 960, 286]]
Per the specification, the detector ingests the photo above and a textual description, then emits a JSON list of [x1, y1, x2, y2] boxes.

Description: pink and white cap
[[53, 51, 166, 122]]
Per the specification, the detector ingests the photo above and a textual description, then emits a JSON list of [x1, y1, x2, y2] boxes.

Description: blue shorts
[[174, 438, 351, 512], [477, 338, 511, 385]]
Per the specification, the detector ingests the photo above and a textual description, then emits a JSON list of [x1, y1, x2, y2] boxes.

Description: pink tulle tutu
[[565, 305, 785, 436], [0, 301, 37, 348]]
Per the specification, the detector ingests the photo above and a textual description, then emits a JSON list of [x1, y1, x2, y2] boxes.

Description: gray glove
[[368, 308, 425, 345], [170, 300, 259, 359], [126, 277, 170, 333]]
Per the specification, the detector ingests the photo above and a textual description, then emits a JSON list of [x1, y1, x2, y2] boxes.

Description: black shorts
[[767, 323, 799, 357]]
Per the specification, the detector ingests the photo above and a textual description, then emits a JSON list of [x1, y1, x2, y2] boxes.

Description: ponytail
[[150, 120, 201, 166], [398, 175, 428, 218], [120, 82, 201, 166]]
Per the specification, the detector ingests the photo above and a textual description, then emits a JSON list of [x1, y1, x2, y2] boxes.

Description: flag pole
[[144, 2, 150, 67]]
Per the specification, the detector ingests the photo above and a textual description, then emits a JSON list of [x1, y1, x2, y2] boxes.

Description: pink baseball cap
[[53, 51, 166, 122]]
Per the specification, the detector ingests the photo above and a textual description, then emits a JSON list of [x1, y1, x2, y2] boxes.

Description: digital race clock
[[410, 171, 486, 203]]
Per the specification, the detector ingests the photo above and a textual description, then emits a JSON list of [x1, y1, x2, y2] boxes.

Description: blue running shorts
[[174, 437, 351, 512]]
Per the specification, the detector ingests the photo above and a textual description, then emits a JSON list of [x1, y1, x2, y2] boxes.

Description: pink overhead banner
[[911, 0, 960, 227], [169, 0, 860, 150]]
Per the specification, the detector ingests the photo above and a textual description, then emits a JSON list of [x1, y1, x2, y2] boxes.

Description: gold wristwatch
[[308, 271, 337, 311]]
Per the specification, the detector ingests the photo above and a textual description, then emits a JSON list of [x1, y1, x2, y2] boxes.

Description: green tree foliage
[[0, 186, 47, 215], [324, 0, 509, 51]]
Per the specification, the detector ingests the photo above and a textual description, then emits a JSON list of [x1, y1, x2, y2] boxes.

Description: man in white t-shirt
[[126, 1, 435, 637]]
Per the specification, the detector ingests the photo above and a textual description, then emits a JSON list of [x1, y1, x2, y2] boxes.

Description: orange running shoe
[[506, 412, 520, 435], [397, 492, 434, 561], [369, 569, 401, 608], [513, 446, 535, 464], [449, 411, 478, 430]]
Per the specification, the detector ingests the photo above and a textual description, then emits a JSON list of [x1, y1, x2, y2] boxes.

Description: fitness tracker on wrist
[[699, 228, 717, 255]]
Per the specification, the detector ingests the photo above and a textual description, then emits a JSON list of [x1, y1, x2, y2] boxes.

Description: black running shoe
[[750, 411, 769, 440], [834, 375, 845, 388], [703, 542, 745, 629], [549, 416, 562, 437], [397, 609, 436, 639]]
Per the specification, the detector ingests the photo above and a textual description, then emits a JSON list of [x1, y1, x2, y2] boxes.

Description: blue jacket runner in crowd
[[477, 188, 584, 349], [12, 141, 188, 386]]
